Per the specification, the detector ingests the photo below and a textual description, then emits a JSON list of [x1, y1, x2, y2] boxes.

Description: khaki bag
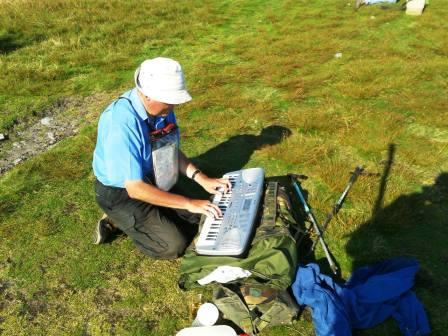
[[213, 284, 299, 336]]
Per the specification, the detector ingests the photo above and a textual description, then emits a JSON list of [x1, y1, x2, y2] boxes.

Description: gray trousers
[[95, 179, 200, 259]]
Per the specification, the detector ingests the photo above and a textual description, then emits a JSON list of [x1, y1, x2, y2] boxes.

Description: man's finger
[[213, 203, 223, 217], [222, 178, 232, 191], [206, 209, 214, 218], [202, 204, 215, 218], [210, 187, 223, 196], [207, 203, 222, 218], [216, 178, 231, 193]]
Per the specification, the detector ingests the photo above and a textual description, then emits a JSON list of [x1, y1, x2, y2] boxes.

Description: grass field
[[1, 0, 447, 335]]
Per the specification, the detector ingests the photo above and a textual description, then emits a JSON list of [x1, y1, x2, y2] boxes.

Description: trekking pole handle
[[323, 165, 364, 231], [310, 165, 364, 253]]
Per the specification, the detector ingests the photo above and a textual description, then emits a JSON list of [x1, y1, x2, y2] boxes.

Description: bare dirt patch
[[0, 93, 111, 174]]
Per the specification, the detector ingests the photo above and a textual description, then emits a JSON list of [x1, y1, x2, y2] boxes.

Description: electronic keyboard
[[195, 168, 264, 256]]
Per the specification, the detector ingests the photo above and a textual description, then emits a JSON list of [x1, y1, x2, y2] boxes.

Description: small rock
[[13, 158, 22, 165], [47, 132, 56, 144], [40, 117, 53, 126], [335, 52, 343, 58], [13, 142, 21, 148], [0, 133, 8, 141]]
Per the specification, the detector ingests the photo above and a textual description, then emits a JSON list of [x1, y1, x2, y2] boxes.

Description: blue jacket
[[93, 89, 178, 188], [291, 258, 430, 336]]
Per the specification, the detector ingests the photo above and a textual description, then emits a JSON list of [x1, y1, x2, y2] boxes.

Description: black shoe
[[93, 214, 114, 244]]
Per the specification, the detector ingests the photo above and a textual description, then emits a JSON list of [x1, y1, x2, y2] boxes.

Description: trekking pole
[[288, 174, 338, 275], [309, 165, 364, 252]]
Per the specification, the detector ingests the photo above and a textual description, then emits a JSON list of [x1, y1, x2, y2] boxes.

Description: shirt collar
[[128, 88, 150, 121]]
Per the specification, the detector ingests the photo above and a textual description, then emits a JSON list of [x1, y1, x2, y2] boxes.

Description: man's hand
[[186, 199, 222, 219], [124, 179, 223, 219], [195, 174, 232, 196]]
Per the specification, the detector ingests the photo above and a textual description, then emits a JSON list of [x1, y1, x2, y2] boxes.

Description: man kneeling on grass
[[92, 57, 231, 259]]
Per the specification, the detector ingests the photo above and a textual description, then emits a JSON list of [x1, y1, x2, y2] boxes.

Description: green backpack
[[178, 181, 300, 290], [178, 181, 302, 334]]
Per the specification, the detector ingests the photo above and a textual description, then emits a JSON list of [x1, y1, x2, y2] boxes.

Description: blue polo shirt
[[93, 88, 177, 188]]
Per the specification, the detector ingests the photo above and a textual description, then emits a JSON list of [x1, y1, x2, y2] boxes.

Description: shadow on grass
[[0, 30, 41, 54], [346, 170, 448, 266], [176, 125, 292, 198], [0, 34, 23, 53], [372, 144, 396, 220], [194, 125, 292, 177], [345, 144, 448, 333], [346, 142, 448, 268]]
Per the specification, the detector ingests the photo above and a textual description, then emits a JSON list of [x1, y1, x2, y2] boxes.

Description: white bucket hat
[[134, 57, 192, 105]]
